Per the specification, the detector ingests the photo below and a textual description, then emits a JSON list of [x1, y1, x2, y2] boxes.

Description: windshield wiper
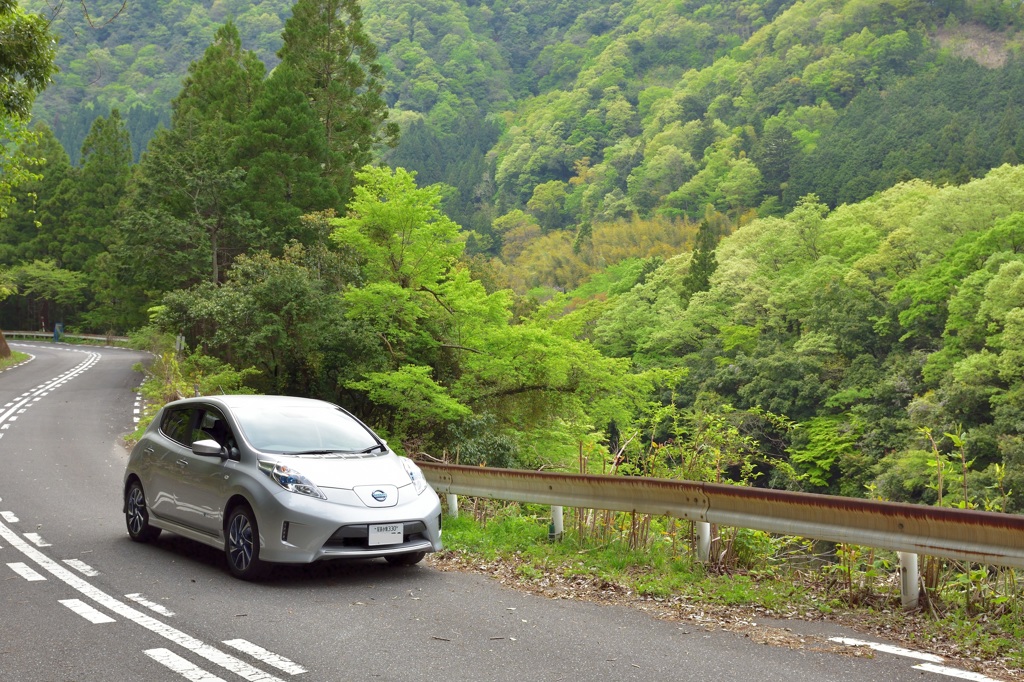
[[286, 449, 339, 456], [358, 443, 387, 454]]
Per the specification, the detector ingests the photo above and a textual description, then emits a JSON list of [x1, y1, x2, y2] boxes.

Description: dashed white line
[[126, 593, 175, 617], [8, 562, 45, 581], [913, 663, 1003, 681], [222, 639, 308, 675], [0, 521, 288, 682], [64, 559, 100, 577], [146, 649, 228, 682], [24, 533, 51, 547], [60, 598, 116, 624], [2, 511, 19, 522]]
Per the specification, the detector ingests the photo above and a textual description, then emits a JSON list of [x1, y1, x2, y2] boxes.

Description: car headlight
[[259, 460, 326, 499], [401, 457, 427, 495]]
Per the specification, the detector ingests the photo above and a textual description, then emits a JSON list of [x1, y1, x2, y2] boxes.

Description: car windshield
[[231, 404, 381, 454]]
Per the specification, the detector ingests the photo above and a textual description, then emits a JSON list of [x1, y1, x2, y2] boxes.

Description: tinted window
[[197, 408, 240, 460], [160, 408, 195, 445]]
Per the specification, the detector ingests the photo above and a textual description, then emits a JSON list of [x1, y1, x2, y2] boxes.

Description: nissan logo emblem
[[371, 490, 387, 502]]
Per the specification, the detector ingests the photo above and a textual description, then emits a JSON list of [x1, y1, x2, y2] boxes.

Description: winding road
[[0, 342, 1002, 681]]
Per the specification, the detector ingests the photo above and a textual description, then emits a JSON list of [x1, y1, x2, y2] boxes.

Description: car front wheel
[[125, 480, 161, 543], [225, 504, 267, 580]]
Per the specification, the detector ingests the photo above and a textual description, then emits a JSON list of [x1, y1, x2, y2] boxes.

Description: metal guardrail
[[3, 330, 130, 344], [421, 462, 1024, 570]]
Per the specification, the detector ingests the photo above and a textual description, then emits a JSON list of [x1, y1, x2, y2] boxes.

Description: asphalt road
[[0, 342, 1004, 681]]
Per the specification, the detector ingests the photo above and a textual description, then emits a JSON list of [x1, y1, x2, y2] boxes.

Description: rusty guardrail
[[421, 462, 1024, 570]]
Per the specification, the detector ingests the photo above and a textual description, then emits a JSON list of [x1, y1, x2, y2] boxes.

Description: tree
[[681, 213, 722, 301], [62, 110, 132, 271], [115, 22, 265, 301], [0, 1, 57, 218], [0, 124, 74, 266], [277, 0, 399, 203], [233, 63, 339, 249]]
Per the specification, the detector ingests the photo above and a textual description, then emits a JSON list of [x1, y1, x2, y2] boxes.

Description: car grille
[[323, 521, 428, 549]]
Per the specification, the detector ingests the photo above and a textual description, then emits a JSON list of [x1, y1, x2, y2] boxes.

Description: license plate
[[368, 523, 403, 546]]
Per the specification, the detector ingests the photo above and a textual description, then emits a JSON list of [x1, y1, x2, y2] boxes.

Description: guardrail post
[[549, 505, 563, 541], [446, 493, 459, 519], [697, 521, 711, 562], [899, 552, 919, 610]]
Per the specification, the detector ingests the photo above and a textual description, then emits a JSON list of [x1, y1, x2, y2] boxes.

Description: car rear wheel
[[125, 480, 161, 543], [225, 504, 267, 580], [385, 551, 426, 566]]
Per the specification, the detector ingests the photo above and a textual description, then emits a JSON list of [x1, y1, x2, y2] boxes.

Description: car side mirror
[[192, 439, 227, 458]]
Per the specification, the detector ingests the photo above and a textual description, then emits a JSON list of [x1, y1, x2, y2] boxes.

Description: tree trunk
[[0, 330, 11, 359]]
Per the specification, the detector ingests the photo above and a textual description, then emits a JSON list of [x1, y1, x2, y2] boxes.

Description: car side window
[[160, 408, 196, 446], [198, 408, 240, 461]]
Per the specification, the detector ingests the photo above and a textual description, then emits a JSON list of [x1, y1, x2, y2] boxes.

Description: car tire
[[225, 504, 267, 580], [385, 551, 426, 566], [125, 480, 161, 543]]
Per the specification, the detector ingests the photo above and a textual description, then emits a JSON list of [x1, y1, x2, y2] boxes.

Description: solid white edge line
[[222, 639, 308, 675], [145, 649, 228, 682], [913, 663, 1003, 681], [59, 598, 116, 624], [0, 521, 287, 682], [829, 637, 945, 663]]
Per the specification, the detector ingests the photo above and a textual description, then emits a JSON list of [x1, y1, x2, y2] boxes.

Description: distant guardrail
[[421, 462, 1024, 607], [3, 330, 130, 345]]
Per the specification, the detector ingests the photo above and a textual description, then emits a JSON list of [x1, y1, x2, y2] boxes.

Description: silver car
[[123, 395, 442, 579]]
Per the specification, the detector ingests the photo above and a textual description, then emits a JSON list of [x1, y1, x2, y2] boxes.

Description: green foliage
[[278, 0, 399, 203], [348, 365, 473, 448], [0, 1, 55, 119], [0, 1, 56, 217]]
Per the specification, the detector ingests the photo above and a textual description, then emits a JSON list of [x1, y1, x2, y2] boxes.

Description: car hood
[[269, 453, 410, 490]]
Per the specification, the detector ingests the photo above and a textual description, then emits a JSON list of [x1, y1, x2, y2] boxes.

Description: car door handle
[[176, 459, 188, 468]]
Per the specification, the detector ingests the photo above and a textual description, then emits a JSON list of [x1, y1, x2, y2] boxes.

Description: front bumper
[[255, 485, 443, 564]]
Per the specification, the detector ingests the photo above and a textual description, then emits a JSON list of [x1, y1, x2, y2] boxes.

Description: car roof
[[165, 395, 337, 411]]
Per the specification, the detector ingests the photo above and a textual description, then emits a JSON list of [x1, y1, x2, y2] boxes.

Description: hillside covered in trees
[[4, 0, 1024, 514]]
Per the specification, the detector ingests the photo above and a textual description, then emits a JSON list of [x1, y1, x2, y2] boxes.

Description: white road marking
[[64, 559, 100, 577], [60, 598, 116, 624], [8, 562, 45, 581], [126, 593, 175, 616], [0, 520, 289, 682], [830, 637, 944, 663], [222, 639, 308, 675], [146, 649, 228, 682], [913, 663, 1003, 681], [0, 353, 100, 431], [24, 533, 51, 547], [2, 511, 19, 522]]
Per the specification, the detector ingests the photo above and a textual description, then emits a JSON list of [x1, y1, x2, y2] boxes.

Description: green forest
[[4, 0, 1024, 515]]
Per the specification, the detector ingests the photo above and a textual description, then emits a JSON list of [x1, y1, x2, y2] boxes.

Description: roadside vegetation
[[0, 351, 30, 370], [435, 501, 1024, 676]]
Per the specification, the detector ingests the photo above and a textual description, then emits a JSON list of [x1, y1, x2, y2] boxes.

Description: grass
[[435, 501, 1024, 674], [0, 351, 30, 370]]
